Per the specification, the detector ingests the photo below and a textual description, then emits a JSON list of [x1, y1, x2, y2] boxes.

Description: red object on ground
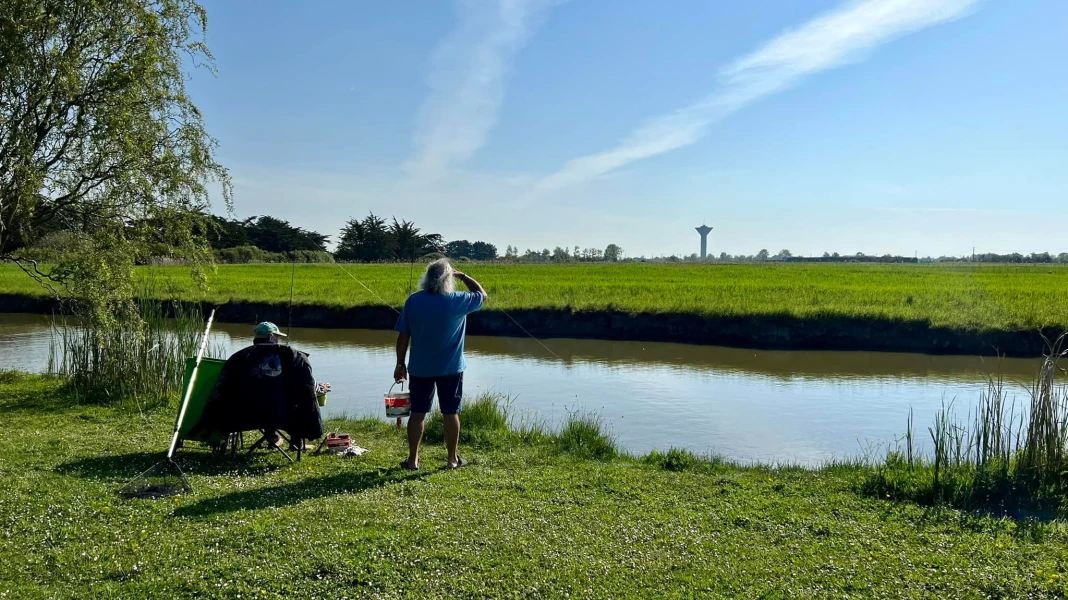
[[325, 432, 352, 449]]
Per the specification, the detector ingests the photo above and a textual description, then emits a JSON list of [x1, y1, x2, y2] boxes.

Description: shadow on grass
[[904, 501, 1058, 541], [0, 372, 79, 415], [859, 465, 1065, 525], [859, 478, 1062, 539], [173, 468, 428, 517], [55, 449, 295, 480]]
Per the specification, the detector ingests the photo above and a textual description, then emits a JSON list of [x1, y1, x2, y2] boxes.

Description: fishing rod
[[335, 262, 402, 316], [408, 254, 415, 296], [460, 264, 563, 361], [286, 259, 296, 344], [334, 260, 562, 361]]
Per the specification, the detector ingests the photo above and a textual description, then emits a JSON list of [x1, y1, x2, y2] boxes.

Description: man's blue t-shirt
[[395, 291, 485, 378]]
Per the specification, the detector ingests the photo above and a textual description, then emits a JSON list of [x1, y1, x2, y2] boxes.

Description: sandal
[[445, 457, 468, 470], [399, 459, 419, 471]]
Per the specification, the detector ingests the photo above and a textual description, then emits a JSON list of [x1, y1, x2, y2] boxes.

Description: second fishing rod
[[334, 259, 561, 360]]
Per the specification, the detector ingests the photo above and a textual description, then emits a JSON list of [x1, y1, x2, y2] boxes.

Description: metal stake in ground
[[118, 309, 216, 499]]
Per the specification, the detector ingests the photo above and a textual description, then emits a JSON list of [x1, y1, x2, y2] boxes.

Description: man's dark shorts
[[409, 373, 463, 415]]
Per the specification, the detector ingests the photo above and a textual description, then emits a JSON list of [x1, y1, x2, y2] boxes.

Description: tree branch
[[0, 254, 70, 298]]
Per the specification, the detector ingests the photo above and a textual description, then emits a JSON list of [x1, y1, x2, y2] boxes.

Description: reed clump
[[556, 412, 619, 460], [421, 395, 615, 459], [643, 447, 702, 472], [424, 395, 512, 448], [867, 333, 1068, 516], [48, 284, 215, 411]]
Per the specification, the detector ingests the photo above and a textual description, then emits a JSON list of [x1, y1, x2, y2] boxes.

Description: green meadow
[[3, 262, 1068, 333], [3, 371, 1068, 598]]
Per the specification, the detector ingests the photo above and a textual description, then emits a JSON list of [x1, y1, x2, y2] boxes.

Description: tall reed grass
[[424, 395, 512, 447], [48, 284, 216, 411], [556, 412, 618, 460], [867, 333, 1068, 515], [420, 394, 617, 459]]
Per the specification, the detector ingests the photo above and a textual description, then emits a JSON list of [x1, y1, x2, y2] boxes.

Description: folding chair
[[181, 349, 318, 464], [245, 429, 303, 463], [215, 431, 244, 458], [174, 357, 228, 453]]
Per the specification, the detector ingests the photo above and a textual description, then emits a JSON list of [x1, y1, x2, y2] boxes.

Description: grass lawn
[[2, 371, 1067, 598], [3, 262, 1068, 334]]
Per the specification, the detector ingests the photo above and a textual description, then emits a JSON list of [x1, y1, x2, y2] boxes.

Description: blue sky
[[191, 0, 1068, 258]]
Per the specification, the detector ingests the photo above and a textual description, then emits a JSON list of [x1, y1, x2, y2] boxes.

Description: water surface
[[0, 313, 1042, 464]]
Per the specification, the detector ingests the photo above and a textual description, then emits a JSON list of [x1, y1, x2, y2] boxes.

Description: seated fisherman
[[190, 322, 324, 450]]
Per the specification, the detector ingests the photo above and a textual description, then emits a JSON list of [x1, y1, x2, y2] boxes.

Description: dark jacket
[[190, 343, 323, 441]]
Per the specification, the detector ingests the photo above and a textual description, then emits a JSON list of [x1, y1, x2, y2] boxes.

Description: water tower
[[695, 224, 713, 259]]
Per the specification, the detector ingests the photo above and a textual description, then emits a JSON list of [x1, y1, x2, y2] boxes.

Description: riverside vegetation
[[3, 372, 1068, 598], [3, 305, 1068, 596], [4, 260, 1068, 596], [867, 335, 1068, 519], [47, 293, 216, 412]]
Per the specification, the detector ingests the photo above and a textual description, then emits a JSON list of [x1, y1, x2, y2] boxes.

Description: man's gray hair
[[418, 258, 456, 295]]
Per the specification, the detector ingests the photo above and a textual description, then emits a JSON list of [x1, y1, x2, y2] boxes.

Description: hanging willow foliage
[[0, 0, 231, 326]]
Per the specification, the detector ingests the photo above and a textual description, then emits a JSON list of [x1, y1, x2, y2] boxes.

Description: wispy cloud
[[877, 206, 1018, 213], [530, 0, 981, 197], [405, 0, 558, 184]]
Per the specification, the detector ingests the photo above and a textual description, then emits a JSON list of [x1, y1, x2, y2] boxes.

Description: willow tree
[[0, 0, 230, 325]]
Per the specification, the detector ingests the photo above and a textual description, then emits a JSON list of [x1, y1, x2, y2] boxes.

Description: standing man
[[394, 258, 487, 470]]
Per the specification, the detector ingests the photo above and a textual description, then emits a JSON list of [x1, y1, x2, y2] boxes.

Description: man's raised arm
[[453, 271, 488, 300]]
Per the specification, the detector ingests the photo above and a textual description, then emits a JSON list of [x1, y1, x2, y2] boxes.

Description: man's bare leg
[[443, 413, 461, 467], [406, 412, 427, 468]]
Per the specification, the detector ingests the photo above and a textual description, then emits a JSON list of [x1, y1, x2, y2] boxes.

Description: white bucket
[[384, 382, 411, 418]]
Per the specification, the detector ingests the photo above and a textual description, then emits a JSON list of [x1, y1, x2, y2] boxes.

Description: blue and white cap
[[253, 322, 287, 337]]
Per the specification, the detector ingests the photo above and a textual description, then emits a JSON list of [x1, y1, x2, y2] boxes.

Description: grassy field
[[3, 371, 1068, 598], [3, 262, 1068, 333]]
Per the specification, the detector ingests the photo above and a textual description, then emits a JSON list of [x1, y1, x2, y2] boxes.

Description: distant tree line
[[208, 215, 329, 252], [29, 207, 1067, 266], [206, 215, 334, 263], [792, 251, 917, 263], [201, 211, 501, 264], [445, 240, 498, 262], [498, 244, 624, 263], [639, 249, 1068, 264], [335, 213, 447, 262], [949, 252, 1068, 264]]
